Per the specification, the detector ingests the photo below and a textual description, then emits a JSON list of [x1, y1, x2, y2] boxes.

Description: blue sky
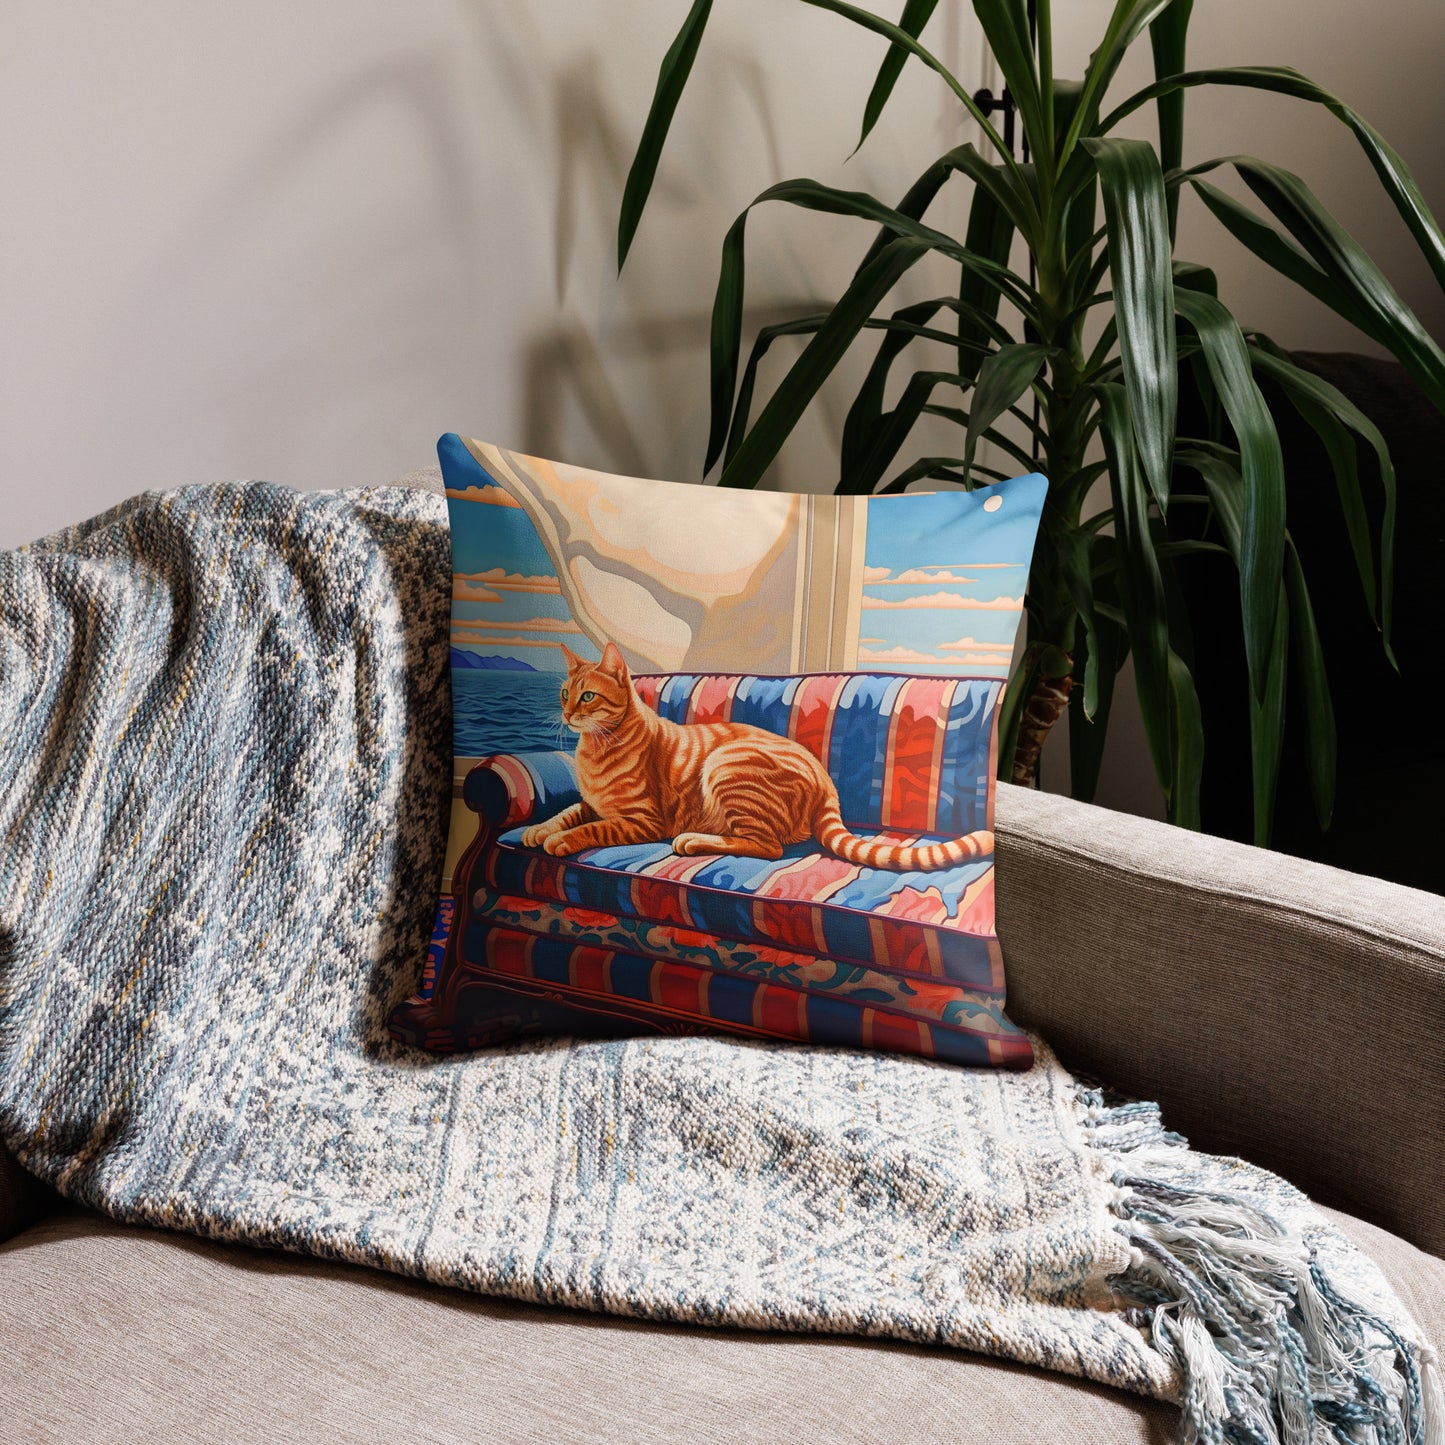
[[442, 435, 597, 671], [441, 433, 1046, 679], [859, 475, 1047, 675]]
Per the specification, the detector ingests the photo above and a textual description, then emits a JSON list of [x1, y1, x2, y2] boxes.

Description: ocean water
[[452, 667, 574, 757]]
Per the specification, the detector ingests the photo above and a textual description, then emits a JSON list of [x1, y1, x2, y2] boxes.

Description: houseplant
[[616, 0, 1445, 841]]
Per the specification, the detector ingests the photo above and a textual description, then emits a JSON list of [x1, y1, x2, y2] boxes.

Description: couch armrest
[[0, 1144, 55, 1243], [994, 782, 1445, 1257], [462, 752, 582, 828]]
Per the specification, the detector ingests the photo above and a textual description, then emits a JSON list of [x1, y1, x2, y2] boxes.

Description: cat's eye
[[560, 687, 568, 700], [580, 690, 596, 703]]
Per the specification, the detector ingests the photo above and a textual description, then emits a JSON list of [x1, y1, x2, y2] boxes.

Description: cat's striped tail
[[814, 804, 993, 871]]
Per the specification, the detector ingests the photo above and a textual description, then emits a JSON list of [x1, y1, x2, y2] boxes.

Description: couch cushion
[[471, 886, 1019, 1042], [486, 824, 1001, 989], [1, 1206, 1436, 1445]]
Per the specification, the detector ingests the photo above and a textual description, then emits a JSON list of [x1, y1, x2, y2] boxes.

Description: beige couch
[[3, 682, 1442, 1442]]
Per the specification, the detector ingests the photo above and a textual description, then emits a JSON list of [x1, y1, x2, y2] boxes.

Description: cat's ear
[[600, 641, 628, 679], [558, 643, 582, 669]]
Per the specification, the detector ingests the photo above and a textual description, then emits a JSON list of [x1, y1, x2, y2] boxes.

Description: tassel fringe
[[1084, 1093, 1443, 1445]]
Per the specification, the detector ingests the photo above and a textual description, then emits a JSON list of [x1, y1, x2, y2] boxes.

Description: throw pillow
[[390, 434, 1047, 1068]]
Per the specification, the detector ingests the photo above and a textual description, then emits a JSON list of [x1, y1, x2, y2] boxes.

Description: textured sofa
[[4, 781, 1443, 1444], [391, 669, 1029, 1068], [3, 467, 1442, 1441]]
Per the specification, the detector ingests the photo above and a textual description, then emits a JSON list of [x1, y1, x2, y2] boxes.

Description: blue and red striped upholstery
[[394, 672, 1030, 1069], [632, 673, 1001, 837]]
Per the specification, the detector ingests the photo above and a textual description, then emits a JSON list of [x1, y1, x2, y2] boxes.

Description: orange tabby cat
[[519, 642, 994, 869]]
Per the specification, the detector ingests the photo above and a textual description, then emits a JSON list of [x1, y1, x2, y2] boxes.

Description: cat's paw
[[543, 831, 585, 856], [520, 824, 551, 849], [672, 832, 719, 857]]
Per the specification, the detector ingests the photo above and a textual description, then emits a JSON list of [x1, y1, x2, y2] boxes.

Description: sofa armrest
[[0, 1144, 55, 1243], [994, 782, 1445, 1257], [461, 752, 582, 828]]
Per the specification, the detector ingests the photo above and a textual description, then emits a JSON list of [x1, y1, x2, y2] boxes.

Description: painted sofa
[[390, 671, 1033, 1067]]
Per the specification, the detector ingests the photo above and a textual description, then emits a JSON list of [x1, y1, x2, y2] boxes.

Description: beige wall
[[3, 2, 1440, 815]]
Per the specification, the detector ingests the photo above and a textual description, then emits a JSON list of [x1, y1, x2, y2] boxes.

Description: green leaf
[[1175, 446, 1243, 550], [1061, 0, 1179, 165], [1283, 539, 1337, 830], [1172, 260, 1216, 296], [958, 186, 1016, 381], [843, 366, 1042, 495], [921, 403, 1039, 474], [840, 297, 1008, 477], [842, 367, 958, 495], [971, 0, 1049, 163], [1067, 635, 1118, 804], [1085, 138, 1177, 508], [1095, 382, 1174, 791], [1068, 524, 1132, 803], [749, 177, 1036, 310], [1228, 157, 1445, 412], [797, 0, 1021, 171], [1173, 288, 1286, 701], [1187, 180, 1380, 341], [728, 310, 965, 468], [1248, 344, 1397, 664], [857, 0, 940, 152], [1051, 81, 1100, 279], [705, 211, 749, 473], [1166, 646, 1204, 829], [996, 642, 1041, 784], [718, 236, 933, 489], [879, 456, 997, 492], [1054, 520, 1104, 719], [1247, 585, 1289, 846], [857, 144, 1032, 280], [707, 173, 1039, 476], [964, 344, 1050, 482], [1148, 0, 1192, 238], [1103, 66, 1445, 293], [1248, 350, 1373, 621], [618, 0, 714, 269], [1172, 446, 1288, 840]]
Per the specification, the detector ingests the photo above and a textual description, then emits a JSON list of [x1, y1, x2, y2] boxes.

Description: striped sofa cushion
[[483, 817, 1002, 992], [633, 674, 1002, 837]]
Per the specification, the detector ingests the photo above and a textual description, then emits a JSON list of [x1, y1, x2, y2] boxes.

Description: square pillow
[[390, 435, 1047, 1068]]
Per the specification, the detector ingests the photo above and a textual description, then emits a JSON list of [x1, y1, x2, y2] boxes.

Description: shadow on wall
[[549, 48, 788, 308], [519, 304, 850, 488], [137, 46, 489, 471]]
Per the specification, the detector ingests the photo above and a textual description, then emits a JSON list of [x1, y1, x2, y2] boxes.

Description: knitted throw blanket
[[1, 484, 1438, 1445]]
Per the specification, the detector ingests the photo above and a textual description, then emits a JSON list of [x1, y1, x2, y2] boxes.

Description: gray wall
[[3, 1, 1440, 815]]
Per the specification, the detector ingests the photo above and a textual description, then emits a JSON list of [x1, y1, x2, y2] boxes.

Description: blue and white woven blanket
[[0, 484, 1438, 1445]]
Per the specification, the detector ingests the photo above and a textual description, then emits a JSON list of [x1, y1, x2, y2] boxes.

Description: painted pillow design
[[390, 435, 1048, 1069]]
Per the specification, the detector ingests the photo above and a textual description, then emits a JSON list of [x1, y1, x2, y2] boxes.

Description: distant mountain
[[450, 647, 536, 672]]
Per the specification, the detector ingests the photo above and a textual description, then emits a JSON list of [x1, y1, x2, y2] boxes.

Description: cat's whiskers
[[546, 708, 573, 749]]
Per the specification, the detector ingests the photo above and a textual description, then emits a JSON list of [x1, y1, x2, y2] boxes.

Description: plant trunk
[[1010, 655, 1075, 788]]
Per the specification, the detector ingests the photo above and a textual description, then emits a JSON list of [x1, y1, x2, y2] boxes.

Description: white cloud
[[468, 567, 561, 595], [939, 635, 1015, 652], [452, 616, 582, 635], [867, 567, 977, 585], [861, 591, 1023, 612], [452, 578, 503, 603], [857, 644, 945, 665]]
